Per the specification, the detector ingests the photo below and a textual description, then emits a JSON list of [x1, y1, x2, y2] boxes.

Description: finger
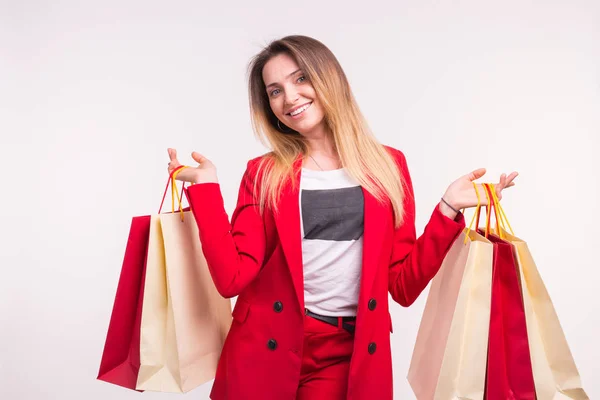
[[191, 151, 206, 164], [506, 171, 519, 184], [495, 181, 515, 196], [168, 148, 178, 161], [465, 168, 486, 181], [496, 174, 506, 190]]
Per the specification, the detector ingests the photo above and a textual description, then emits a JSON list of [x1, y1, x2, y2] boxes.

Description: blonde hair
[[247, 35, 407, 228]]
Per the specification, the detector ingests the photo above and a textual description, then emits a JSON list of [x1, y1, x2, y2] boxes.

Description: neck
[[303, 123, 337, 158]]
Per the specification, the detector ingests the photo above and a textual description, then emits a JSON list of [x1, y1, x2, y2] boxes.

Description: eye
[[297, 75, 306, 83], [270, 88, 281, 97]]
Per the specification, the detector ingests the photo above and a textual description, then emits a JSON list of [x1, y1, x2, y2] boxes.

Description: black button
[[368, 342, 377, 354], [273, 301, 283, 313], [368, 298, 377, 311], [267, 339, 278, 350]]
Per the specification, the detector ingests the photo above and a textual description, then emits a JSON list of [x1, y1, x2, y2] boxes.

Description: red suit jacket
[[186, 145, 465, 400]]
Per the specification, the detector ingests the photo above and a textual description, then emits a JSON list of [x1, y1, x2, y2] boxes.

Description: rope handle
[[464, 182, 515, 242], [464, 182, 494, 242], [158, 165, 190, 221]]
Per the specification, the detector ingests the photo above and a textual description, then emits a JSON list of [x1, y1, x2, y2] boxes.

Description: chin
[[289, 118, 325, 136], [292, 125, 316, 136]]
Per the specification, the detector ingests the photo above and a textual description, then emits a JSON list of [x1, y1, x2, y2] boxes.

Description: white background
[[1, 0, 599, 399]]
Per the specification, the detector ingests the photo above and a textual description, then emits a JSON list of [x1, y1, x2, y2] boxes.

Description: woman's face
[[262, 53, 327, 136]]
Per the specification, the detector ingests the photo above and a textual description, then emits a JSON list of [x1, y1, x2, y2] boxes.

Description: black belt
[[305, 308, 356, 334]]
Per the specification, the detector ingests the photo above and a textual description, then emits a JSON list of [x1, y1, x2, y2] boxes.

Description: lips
[[286, 102, 312, 117]]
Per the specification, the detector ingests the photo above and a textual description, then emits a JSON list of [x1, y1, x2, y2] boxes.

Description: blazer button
[[273, 301, 283, 313], [267, 339, 278, 351], [368, 298, 377, 311], [368, 342, 377, 355]]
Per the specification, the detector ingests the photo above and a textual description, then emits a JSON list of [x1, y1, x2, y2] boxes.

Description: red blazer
[[186, 145, 465, 400]]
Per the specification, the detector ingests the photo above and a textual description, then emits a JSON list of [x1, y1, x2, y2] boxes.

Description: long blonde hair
[[247, 35, 408, 228]]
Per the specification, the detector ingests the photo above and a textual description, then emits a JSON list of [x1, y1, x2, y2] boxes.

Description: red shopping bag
[[97, 215, 150, 391], [480, 184, 535, 400], [97, 165, 188, 391]]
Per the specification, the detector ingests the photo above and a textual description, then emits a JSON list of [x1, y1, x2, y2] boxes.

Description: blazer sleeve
[[388, 150, 466, 307], [185, 159, 266, 298]]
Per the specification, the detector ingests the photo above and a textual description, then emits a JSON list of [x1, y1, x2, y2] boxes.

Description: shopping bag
[[479, 183, 535, 400], [483, 232, 536, 400], [487, 186, 589, 400], [136, 167, 232, 393], [97, 215, 150, 391], [97, 167, 183, 390], [408, 193, 493, 400]]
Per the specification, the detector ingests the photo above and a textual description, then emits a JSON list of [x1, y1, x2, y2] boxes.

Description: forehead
[[262, 53, 300, 85]]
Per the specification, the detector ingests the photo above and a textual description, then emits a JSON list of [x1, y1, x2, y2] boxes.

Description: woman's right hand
[[167, 148, 219, 184]]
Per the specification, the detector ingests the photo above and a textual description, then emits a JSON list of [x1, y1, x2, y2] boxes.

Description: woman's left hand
[[442, 168, 519, 211]]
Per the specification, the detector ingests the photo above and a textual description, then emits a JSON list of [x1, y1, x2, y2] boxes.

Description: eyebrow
[[265, 69, 302, 89]]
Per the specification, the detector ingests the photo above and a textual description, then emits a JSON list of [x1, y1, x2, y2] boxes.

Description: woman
[[167, 35, 517, 400]]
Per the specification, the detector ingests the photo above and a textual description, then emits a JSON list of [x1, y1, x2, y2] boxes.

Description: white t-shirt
[[299, 167, 364, 317]]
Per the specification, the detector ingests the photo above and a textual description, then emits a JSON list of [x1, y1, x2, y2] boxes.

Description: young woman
[[166, 35, 517, 400]]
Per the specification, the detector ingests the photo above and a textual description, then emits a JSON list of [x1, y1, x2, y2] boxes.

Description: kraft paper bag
[[408, 228, 493, 400], [136, 211, 232, 393]]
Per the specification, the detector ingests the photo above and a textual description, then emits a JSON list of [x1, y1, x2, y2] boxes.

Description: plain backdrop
[[1, 0, 599, 399]]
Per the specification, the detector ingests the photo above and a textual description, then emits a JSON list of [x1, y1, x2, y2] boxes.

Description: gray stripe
[[301, 186, 364, 241]]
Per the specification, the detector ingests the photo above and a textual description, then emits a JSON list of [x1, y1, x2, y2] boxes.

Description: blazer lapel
[[273, 155, 305, 313], [359, 187, 389, 310]]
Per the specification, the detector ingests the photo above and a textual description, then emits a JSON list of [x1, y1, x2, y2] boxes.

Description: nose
[[284, 86, 300, 106]]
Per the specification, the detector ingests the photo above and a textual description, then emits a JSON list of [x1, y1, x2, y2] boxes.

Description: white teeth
[[290, 103, 311, 116]]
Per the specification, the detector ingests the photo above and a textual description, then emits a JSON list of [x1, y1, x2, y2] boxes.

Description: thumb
[[168, 148, 177, 161], [465, 168, 486, 181], [191, 151, 206, 164]]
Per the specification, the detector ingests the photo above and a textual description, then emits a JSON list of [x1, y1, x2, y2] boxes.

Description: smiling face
[[262, 53, 327, 136]]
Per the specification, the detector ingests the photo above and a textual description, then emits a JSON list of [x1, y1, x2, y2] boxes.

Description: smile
[[287, 102, 312, 118]]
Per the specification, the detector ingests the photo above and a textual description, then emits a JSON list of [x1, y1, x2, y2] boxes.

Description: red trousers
[[296, 313, 356, 400]]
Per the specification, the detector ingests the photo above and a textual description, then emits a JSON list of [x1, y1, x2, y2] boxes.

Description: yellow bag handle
[[484, 183, 513, 239], [464, 181, 515, 242], [486, 183, 515, 238], [482, 183, 502, 239], [171, 166, 189, 221], [464, 182, 482, 244], [483, 183, 493, 238], [464, 182, 495, 242]]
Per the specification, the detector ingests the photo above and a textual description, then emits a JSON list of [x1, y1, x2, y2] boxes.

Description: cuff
[[185, 182, 224, 213], [431, 203, 466, 232]]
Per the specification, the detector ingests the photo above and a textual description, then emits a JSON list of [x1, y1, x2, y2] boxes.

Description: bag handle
[[158, 165, 189, 220], [464, 182, 494, 242], [484, 183, 515, 238], [465, 182, 483, 243], [464, 181, 515, 241], [484, 184, 494, 238]]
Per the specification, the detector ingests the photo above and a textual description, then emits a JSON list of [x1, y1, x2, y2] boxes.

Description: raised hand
[[442, 168, 518, 211], [167, 148, 219, 184]]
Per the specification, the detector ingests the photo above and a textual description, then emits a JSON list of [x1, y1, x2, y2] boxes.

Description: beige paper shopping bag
[[136, 211, 232, 393], [502, 229, 588, 400], [408, 228, 493, 400]]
